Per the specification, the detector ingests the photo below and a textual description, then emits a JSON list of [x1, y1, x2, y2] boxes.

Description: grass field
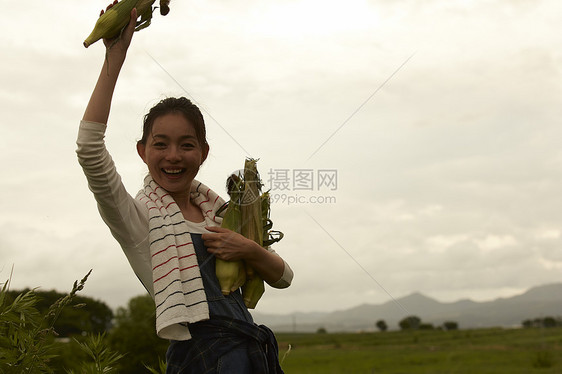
[[275, 327, 562, 373]]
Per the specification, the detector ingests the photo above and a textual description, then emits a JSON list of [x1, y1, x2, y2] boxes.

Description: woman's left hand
[[202, 226, 260, 261]]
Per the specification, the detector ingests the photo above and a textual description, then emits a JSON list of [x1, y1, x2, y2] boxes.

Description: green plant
[[0, 284, 50, 373], [0, 270, 93, 373], [67, 333, 124, 374], [145, 358, 167, 374], [532, 350, 554, 369]]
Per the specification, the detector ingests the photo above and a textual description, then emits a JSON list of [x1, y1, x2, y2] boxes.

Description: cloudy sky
[[1, 0, 561, 317]]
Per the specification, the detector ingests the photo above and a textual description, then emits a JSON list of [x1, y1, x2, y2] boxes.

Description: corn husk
[[215, 175, 246, 295], [240, 159, 265, 309], [215, 158, 283, 309]]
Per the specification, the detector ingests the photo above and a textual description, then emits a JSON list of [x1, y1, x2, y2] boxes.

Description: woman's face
[[137, 112, 209, 198]]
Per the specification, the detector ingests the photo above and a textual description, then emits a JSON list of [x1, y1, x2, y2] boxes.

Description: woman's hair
[[138, 97, 207, 147]]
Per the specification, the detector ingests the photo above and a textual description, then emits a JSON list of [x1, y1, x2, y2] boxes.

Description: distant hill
[[251, 283, 562, 332]]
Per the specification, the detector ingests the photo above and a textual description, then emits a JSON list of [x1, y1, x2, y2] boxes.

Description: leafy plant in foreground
[[67, 333, 124, 374], [0, 270, 97, 373], [145, 358, 167, 374]]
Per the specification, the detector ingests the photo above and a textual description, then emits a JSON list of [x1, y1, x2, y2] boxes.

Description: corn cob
[[215, 175, 246, 295], [240, 159, 266, 309], [215, 158, 284, 308], [83, 0, 157, 48]]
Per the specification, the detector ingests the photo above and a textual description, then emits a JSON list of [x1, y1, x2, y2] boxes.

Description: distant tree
[[419, 323, 434, 330], [543, 317, 557, 328], [376, 319, 388, 332], [316, 327, 327, 334], [522, 317, 562, 328], [108, 294, 169, 374], [443, 321, 459, 331], [522, 319, 533, 328], [399, 315, 421, 330]]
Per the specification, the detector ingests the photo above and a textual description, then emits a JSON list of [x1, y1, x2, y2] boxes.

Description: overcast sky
[[1, 0, 561, 317]]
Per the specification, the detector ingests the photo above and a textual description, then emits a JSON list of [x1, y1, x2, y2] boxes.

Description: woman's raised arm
[[82, 7, 137, 124]]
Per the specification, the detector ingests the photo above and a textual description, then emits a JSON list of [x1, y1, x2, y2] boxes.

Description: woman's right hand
[[81, 3, 138, 124], [102, 2, 137, 57]]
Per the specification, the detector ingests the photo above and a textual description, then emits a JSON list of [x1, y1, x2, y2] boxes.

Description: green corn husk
[[215, 175, 246, 295], [239, 159, 266, 309], [83, 0, 161, 48], [215, 158, 284, 309]]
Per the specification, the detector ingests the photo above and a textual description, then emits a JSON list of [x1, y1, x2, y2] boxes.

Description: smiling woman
[[76, 5, 292, 374], [136, 103, 210, 220], [137, 111, 209, 221]]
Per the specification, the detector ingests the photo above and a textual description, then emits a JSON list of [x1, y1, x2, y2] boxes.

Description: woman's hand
[[202, 226, 260, 262], [202, 226, 287, 285], [102, 3, 137, 57], [82, 4, 137, 124]]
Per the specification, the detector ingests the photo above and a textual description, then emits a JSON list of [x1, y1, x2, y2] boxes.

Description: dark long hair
[[138, 97, 208, 148]]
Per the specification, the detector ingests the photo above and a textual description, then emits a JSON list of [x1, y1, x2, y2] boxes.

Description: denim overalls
[[190, 233, 254, 322], [165, 233, 256, 373]]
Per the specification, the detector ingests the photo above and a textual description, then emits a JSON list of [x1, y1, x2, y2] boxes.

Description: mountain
[[251, 283, 562, 332]]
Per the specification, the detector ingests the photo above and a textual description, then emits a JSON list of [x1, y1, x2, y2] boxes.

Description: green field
[[275, 327, 562, 374]]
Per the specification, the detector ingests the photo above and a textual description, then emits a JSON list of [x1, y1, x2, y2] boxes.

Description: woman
[[77, 7, 293, 373]]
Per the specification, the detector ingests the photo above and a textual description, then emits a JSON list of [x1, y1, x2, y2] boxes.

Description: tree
[[419, 323, 434, 330], [542, 317, 557, 328], [443, 321, 459, 331], [375, 319, 388, 332], [108, 294, 169, 374], [399, 315, 421, 330], [523, 316, 562, 328]]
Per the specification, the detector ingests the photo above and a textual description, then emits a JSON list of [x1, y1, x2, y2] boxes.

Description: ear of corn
[[83, 0, 157, 48], [241, 271, 265, 309], [239, 159, 265, 309], [215, 158, 284, 309], [215, 175, 246, 295], [216, 206, 246, 295]]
